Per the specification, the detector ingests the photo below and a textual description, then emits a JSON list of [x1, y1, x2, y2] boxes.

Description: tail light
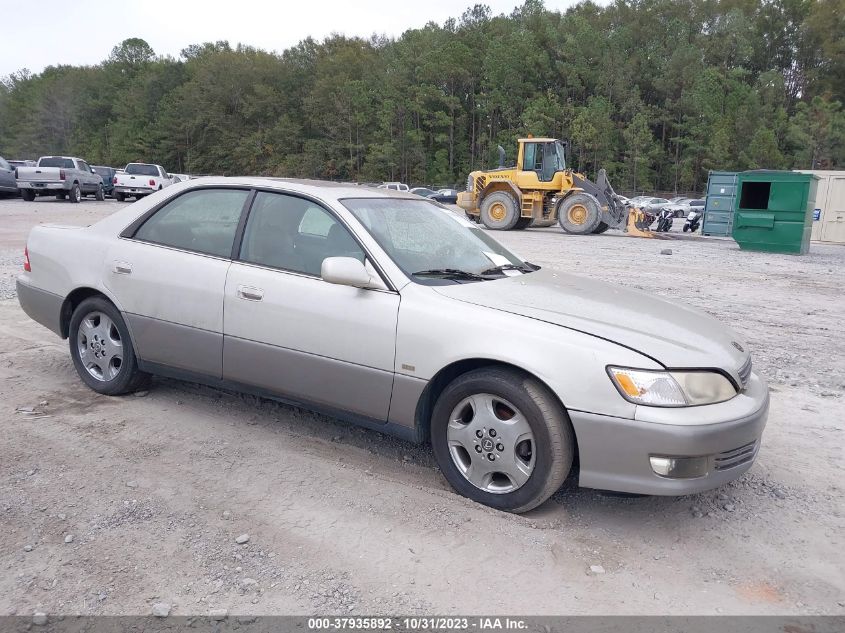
[[59, 169, 66, 180], [149, 179, 155, 187], [24, 247, 31, 272], [113, 176, 118, 184]]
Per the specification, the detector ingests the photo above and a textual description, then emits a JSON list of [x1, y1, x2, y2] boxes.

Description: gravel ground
[[0, 196, 843, 617]]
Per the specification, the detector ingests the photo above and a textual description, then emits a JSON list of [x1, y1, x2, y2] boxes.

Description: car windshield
[[92, 167, 111, 177], [39, 157, 75, 169], [411, 188, 436, 197], [690, 200, 705, 207], [125, 163, 159, 176], [342, 198, 533, 285]]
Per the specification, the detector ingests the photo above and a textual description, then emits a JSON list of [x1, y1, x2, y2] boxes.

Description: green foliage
[[1, 2, 844, 191]]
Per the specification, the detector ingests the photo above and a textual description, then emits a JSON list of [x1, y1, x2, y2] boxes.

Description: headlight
[[607, 367, 737, 407]]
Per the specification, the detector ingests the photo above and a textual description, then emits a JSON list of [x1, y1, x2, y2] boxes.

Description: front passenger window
[[240, 192, 364, 276]]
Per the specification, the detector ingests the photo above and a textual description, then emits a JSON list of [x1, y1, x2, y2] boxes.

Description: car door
[[105, 187, 251, 377], [223, 190, 400, 420], [76, 160, 93, 192], [0, 157, 16, 192]]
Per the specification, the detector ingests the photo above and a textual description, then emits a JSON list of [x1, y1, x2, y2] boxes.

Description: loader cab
[[518, 138, 566, 182]]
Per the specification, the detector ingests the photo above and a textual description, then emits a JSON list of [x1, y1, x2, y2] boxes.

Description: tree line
[[1, 0, 843, 194]]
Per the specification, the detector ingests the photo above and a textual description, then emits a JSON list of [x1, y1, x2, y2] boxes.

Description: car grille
[[714, 441, 758, 471], [738, 356, 752, 389]]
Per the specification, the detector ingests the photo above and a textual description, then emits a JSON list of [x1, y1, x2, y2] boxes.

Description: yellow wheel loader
[[457, 137, 650, 236]]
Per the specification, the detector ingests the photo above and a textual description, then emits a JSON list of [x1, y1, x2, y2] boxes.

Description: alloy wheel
[[446, 393, 536, 494], [76, 311, 124, 381]]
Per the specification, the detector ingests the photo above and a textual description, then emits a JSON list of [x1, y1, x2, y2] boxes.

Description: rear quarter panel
[[21, 226, 117, 304]]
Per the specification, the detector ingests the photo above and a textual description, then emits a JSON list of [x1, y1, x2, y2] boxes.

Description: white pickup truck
[[113, 163, 173, 201], [16, 156, 105, 203]]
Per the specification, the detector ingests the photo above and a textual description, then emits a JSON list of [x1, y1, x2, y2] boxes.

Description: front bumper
[[570, 372, 769, 495]]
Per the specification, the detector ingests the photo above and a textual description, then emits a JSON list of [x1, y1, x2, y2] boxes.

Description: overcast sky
[[3, 0, 590, 77]]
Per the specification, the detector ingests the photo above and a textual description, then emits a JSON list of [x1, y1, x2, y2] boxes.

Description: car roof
[[181, 176, 420, 201]]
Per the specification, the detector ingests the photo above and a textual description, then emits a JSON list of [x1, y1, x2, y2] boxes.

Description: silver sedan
[[17, 178, 768, 512]]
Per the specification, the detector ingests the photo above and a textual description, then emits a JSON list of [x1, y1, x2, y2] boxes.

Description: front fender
[[395, 284, 658, 420]]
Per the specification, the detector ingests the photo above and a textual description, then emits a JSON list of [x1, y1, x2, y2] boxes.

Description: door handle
[[113, 261, 132, 275], [237, 285, 264, 301]]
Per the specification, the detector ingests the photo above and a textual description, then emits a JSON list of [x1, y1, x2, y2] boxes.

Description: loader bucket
[[625, 208, 655, 238]]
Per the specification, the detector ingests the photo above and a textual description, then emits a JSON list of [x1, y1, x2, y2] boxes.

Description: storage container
[[794, 170, 845, 245], [702, 171, 737, 236]]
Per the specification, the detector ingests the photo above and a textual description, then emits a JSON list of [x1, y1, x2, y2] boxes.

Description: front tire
[[558, 193, 602, 234], [431, 367, 574, 513], [95, 185, 105, 201], [68, 184, 81, 203], [69, 297, 149, 395], [480, 192, 520, 230], [591, 221, 610, 234], [513, 217, 532, 230]]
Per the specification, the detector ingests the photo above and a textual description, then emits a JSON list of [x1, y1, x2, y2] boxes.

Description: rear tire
[[115, 192, 125, 202], [431, 367, 574, 513], [68, 297, 149, 396], [558, 193, 602, 234], [480, 192, 520, 230], [21, 189, 35, 202], [68, 184, 81, 203]]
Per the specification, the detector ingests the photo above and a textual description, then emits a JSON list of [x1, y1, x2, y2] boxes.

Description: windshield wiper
[[412, 268, 486, 281], [478, 263, 533, 276]]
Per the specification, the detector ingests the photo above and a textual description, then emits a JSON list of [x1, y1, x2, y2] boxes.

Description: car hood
[[433, 268, 749, 376]]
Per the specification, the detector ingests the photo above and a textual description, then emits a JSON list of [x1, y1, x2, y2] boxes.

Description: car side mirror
[[321, 257, 375, 289]]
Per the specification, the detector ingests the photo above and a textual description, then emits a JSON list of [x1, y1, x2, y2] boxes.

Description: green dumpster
[[732, 171, 818, 254]]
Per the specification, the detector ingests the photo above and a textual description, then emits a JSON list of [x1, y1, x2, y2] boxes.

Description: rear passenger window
[[133, 188, 248, 258]]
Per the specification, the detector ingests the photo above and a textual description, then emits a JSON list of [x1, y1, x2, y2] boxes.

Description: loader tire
[[481, 192, 520, 230], [591, 222, 610, 234], [558, 193, 602, 235], [513, 217, 532, 230]]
